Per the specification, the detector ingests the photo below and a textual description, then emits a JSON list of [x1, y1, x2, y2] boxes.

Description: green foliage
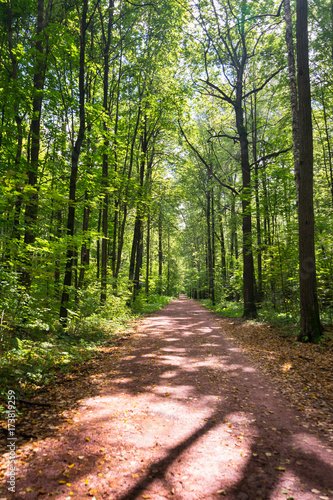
[[201, 299, 244, 318], [131, 293, 173, 314]]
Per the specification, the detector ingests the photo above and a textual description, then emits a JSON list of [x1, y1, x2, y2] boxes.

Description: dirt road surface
[[2, 296, 333, 499]]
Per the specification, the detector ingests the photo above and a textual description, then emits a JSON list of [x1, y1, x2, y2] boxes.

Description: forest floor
[[1, 296, 333, 500]]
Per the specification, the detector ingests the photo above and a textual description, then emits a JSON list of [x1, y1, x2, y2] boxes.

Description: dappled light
[[4, 297, 332, 499]]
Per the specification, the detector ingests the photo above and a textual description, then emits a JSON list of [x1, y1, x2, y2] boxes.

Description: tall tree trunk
[[111, 43, 122, 284], [235, 98, 257, 318], [284, 0, 300, 204], [22, 0, 48, 288], [59, 0, 87, 323], [145, 213, 150, 295], [211, 185, 216, 305], [78, 189, 90, 292], [296, 0, 323, 341], [320, 86, 333, 207], [158, 207, 163, 295], [116, 203, 127, 279], [54, 209, 62, 298], [96, 207, 101, 280], [206, 177, 214, 305], [217, 197, 227, 283], [100, 0, 114, 304], [251, 93, 263, 302], [167, 230, 170, 296]]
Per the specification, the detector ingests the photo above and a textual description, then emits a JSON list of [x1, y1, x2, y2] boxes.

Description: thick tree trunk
[[235, 101, 257, 318], [296, 0, 323, 341]]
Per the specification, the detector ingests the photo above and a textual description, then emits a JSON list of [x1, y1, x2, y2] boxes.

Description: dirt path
[[2, 296, 333, 499]]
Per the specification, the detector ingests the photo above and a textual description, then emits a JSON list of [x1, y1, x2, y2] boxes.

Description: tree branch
[[178, 121, 239, 196], [249, 146, 292, 168], [243, 67, 284, 100]]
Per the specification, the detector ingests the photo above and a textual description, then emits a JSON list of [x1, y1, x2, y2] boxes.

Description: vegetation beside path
[[0, 294, 172, 415], [201, 298, 333, 439]]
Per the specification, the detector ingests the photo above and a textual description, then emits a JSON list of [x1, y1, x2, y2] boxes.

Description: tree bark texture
[[296, 0, 323, 341]]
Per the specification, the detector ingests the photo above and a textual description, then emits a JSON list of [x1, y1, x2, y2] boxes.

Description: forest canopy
[[0, 0, 332, 355]]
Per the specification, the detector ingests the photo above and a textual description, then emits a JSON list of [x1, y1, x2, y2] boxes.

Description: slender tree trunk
[[116, 203, 127, 279], [296, 0, 323, 341], [22, 0, 48, 288], [100, 0, 114, 304], [59, 0, 87, 323], [320, 87, 333, 207], [251, 93, 263, 302], [54, 209, 62, 298], [78, 189, 91, 291], [284, 0, 300, 204], [211, 185, 216, 305], [206, 178, 214, 305], [96, 207, 101, 280], [145, 214, 150, 295], [158, 207, 163, 295], [167, 230, 170, 296], [217, 198, 227, 283], [111, 44, 122, 284]]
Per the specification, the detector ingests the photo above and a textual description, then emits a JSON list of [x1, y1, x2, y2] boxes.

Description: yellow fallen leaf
[[85, 437, 90, 441], [142, 496, 151, 499], [276, 467, 286, 471], [68, 464, 74, 468], [59, 481, 66, 484], [132, 473, 139, 478], [66, 483, 71, 487], [26, 488, 33, 492], [85, 479, 89, 485]]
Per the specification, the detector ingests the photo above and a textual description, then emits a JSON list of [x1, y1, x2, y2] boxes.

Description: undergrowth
[[201, 299, 333, 344], [0, 293, 172, 407]]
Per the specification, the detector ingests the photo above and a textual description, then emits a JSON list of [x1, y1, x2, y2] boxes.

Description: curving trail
[[5, 296, 333, 499]]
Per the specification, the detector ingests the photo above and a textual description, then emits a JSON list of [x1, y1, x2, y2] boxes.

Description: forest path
[[5, 296, 333, 499]]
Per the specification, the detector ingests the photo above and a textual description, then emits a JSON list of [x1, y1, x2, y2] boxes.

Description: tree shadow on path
[[6, 296, 333, 500]]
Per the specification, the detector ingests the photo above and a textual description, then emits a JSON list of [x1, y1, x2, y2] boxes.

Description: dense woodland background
[[0, 0, 333, 389]]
